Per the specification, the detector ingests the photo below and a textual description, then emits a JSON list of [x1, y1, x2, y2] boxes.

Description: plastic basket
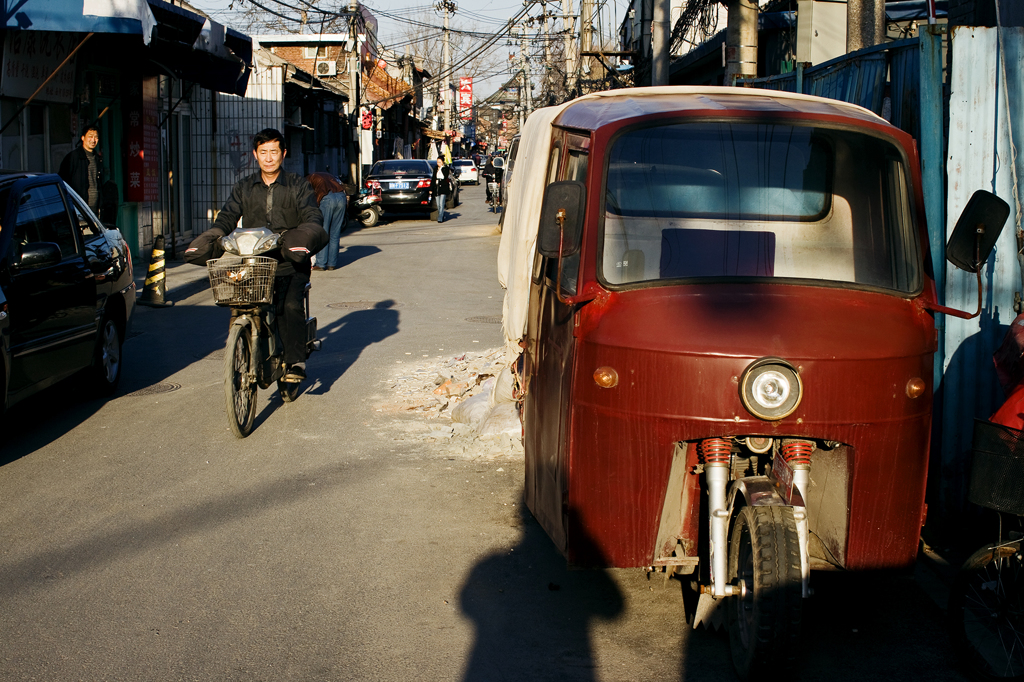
[[969, 419, 1024, 515], [206, 256, 277, 306]]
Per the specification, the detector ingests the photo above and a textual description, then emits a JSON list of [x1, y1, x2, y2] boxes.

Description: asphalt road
[[0, 184, 968, 681]]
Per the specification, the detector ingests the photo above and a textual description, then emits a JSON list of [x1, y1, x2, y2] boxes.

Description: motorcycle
[[355, 186, 382, 227], [205, 226, 320, 438]]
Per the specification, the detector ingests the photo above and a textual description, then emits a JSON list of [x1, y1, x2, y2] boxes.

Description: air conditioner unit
[[316, 61, 337, 77]]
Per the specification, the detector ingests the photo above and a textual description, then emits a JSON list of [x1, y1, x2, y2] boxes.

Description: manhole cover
[[127, 382, 181, 397], [466, 315, 502, 324], [327, 301, 402, 310]]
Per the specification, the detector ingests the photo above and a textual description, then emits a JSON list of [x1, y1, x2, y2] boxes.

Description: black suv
[[0, 173, 135, 412]]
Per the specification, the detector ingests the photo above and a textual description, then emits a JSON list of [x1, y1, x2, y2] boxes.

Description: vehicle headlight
[[252, 234, 280, 255], [220, 234, 240, 255], [740, 358, 802, 421]]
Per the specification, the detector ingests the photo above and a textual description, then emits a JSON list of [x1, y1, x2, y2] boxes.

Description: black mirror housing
[[947, 190, 1011, 272], [538, 181, 586, 258], [18, 242, 61, 269]]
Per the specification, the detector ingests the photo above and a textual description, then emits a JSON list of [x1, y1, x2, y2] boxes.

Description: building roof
[[553, 86, 889, 131]]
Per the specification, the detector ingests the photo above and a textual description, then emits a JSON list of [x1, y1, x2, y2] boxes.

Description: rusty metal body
[[519, 89, 936, 575]]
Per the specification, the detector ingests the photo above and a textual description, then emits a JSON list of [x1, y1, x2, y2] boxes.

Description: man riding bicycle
[[482, 156, 504, 204], [185, 128, 326, 386]]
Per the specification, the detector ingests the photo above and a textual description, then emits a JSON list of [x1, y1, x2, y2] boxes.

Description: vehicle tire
[[92, 312, 123, 395], [278, 379, 300, 403], [359, 206, 379, 227], [224, 323, 257, 438], [950, 542, 1024, 680], [727, 504, 803, 681]]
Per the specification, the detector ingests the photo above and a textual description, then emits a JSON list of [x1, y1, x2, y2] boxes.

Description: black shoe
[[326, 266, 336, 271], [284, 364, 306, 382]]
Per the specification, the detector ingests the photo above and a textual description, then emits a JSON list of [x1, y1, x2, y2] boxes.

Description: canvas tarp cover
[[497, 102, 572, 357]]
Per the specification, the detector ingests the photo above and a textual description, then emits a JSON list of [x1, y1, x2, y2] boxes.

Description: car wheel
[[92, 313, 123, 394]]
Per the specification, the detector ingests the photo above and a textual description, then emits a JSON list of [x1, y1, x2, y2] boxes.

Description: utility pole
[[541, 0, 551, 103], [847, 0, 885, 52], [519, 20, 532, 121], [651, 0, 671, 85], [562, 0, 576, 96], [580, 0, 593, 87], [724, 0, 758, 84], [348, 0, 361, 186], [436, 0, 457, 135]]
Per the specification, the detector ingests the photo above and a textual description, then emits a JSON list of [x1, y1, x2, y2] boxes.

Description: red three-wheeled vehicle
[[497, 86, 1008, 679]]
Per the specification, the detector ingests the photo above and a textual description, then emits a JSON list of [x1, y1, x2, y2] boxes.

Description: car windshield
[[601, 121, 920, 293], [454, 160, 472, 166], [370, 161, 430, 175]]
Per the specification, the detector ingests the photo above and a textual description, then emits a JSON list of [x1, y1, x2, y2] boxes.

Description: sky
[[187, 0, 628, 98]]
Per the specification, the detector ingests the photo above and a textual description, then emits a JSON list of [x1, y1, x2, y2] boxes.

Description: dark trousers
[[274, 273, 309, 365]]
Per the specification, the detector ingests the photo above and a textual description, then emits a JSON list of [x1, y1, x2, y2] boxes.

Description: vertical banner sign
[[1, 32, 76, 103], [124, 77, 160, 202], [458, 77, 472, 122]]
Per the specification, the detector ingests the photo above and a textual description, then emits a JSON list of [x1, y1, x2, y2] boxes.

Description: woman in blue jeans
[[433, 162, 453, 223], [307, 172, 348, 270]]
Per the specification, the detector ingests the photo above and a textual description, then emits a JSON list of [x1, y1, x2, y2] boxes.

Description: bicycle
[[949, 418, 1024, 680], [206, 226, 320, 438]]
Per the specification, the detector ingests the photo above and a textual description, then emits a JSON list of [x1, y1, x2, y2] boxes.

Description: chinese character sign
[[458, 77, 472, 122], [124, 77, 159, 202], [1, 32, 75, 103]]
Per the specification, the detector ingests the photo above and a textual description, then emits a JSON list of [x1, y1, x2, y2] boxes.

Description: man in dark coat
[[184, 128, 327, 385], [58, 124, 103, 214]]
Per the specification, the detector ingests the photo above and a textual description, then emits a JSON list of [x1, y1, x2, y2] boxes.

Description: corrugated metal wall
[[741, 38, 921, 140], [942, 26, 1024, 517], [189, 60, 285, 236]]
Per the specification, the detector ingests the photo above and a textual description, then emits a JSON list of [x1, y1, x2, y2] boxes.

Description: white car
[[452, 159, 479, 184]]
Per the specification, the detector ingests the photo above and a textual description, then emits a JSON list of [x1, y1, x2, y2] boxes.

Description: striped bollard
[[138, 234, 173, 308]]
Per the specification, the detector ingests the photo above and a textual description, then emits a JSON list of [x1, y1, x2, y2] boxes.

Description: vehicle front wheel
[[727, 504, 803, 680], [225, 323, 257, 438], [949, 542, 1024, 680], [92, 313, 123, 395]]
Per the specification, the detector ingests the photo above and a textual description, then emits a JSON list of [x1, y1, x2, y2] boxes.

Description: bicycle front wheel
[[950, 542, 1024, 680], [225, 322, 257, 438]]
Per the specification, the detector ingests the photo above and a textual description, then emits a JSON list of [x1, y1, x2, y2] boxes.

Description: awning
[[6, 0, 157, 44]]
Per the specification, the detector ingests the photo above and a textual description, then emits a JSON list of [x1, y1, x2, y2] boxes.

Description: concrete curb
[[133, 258, 209, 305]]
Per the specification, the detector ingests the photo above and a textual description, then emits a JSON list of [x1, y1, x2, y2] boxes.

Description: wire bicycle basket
[[206, 256, 277, 306], [969, 419, 1024, 515]]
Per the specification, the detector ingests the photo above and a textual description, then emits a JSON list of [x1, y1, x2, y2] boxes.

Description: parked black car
[[0, 173, 135, 413], [365, 159, 438, 219]]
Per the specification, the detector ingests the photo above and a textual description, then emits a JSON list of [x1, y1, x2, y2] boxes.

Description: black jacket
[[58, 146, 103, 209], [185, 170, 326, 274], [431, 165, 453, 197]]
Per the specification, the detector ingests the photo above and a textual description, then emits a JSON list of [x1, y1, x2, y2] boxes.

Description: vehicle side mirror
[[947, 190, 1010, 272], [920, 190, 1012, 320], [17, 242, 61, 269], [537, 181, 586, 258]]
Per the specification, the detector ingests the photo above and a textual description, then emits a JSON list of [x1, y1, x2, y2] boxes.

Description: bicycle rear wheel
[[950, 542, 1024, 680], [225, 323, 257, 438]]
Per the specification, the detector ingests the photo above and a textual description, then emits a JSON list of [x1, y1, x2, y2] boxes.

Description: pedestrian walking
[[433, 161, 454, 223], [307, 172, 348, 271], [58, 123, 103, 214]]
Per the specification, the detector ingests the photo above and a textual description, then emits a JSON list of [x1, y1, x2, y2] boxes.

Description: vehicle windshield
[[601, 121, 920, 293], [370, 161, 430, 175]]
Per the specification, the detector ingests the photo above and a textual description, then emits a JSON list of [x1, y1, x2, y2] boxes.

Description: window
[[14, 184, 79, 259], [303, 46, 328, 59], [69, 195, 103, 239], [600, 122, 920, 293]]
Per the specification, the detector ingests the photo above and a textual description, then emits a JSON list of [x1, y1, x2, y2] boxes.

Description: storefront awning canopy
[[6, 0, 158, 43], [4, 0, 254, 95]]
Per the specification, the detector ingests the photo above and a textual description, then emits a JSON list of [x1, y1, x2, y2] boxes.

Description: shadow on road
[[459, 501, 623, 681], [307, 299, 400, 395], [0, 301, 227, 466]]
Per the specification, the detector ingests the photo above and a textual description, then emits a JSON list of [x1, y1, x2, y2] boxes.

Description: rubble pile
[[373, 348, 524, 460]]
